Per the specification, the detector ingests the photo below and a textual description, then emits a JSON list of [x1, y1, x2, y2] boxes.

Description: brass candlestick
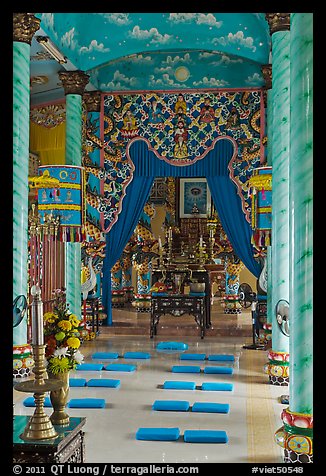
[[208, 234, 215, 263], [14, 285, 64, 440], [166, 228, 173, 265], [15, 344, 63, 440], [198, 238, 206, 269]]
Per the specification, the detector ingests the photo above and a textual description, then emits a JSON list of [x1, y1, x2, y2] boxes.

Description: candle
[[210, 229, 214, 238], [158, 236, 162, 248], [169, 228, 172, 239], [31, 284, 44, 345], [199, 235, 203, 247]]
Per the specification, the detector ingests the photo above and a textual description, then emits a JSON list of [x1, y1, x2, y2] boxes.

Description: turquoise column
[[277, 13, 313, 464], [268, 21, 291, 385], [59, 71, 89, 318], [266, 88, 273, 326], [289, 11, 313, 416], [13, 14, 40, 348]]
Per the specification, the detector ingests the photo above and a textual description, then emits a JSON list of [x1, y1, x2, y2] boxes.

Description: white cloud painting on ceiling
[[36, 13, 270, 89]]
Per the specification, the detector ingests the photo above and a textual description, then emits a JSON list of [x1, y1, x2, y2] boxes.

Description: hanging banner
[[38, 165, 85, 242], [250, 166, 272, 247]]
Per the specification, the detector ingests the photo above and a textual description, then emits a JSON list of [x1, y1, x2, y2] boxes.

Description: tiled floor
[[13, 329, 286, 464]]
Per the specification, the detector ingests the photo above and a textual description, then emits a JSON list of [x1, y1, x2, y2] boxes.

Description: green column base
[[13, 344, 34, 379], [275, 408, 313, 463], [264, 349, 290, 385]]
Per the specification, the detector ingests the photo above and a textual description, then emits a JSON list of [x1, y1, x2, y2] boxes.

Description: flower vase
[[48, 371, 70, 426]]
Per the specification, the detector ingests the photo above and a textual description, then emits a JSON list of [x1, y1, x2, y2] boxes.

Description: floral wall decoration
[[83, 89, 264, 233]]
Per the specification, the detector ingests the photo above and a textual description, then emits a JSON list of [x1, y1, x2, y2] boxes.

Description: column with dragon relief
[[264, 13, 290, 386], [13, 13, 40, 376], [274, 13, 313, 463], [82, 91, 108, 318], [59, 70, 89, 319], [132, 203, 159, 312], [121, 240, 135, 303]]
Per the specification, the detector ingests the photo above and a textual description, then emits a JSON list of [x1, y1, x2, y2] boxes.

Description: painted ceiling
[[31, 13, 271, 104]]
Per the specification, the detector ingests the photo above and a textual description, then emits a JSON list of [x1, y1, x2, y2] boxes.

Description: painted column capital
[[13, 13, 40, 44], [265, 13, 290, 35], [59, 70, 90, 96], [83, 91, 102, 112]]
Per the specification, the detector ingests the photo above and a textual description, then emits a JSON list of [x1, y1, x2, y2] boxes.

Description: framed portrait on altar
[[179, 178, 211, 218]]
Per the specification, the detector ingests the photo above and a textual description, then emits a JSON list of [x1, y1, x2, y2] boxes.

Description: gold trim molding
[[249, 174, 272, 191]]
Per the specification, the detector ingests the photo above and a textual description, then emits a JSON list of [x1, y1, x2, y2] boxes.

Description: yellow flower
[[66, 337, 81, 349], [58, 320, 72, 331], [44, 312, 58, 323], [68, 313, 81, 328], [48, 356, 70, 374]]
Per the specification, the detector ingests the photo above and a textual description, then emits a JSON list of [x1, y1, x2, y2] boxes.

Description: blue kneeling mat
[[152, 400, 190, 411], [156, 342, 188, 350], [92, 352, 119, 360], [184, 430, 228, 443], [87, 378, 120, 388], [172, 365, 201, 373], [203, 366, 233, 375], [201, 382, 233, 391], [192, 402, 230, 413], [123, 352, 151, 359], [69, 378, 87, 387], [76, 363, 104, 371], [23, 396, 52, 407], [163, 381, 196, 390], [136, 427, 180, 441], [180, 353, 206, 361], [105, 363, 136, 372], [67, 398, 106, 408], [208, 354, 235, 362]]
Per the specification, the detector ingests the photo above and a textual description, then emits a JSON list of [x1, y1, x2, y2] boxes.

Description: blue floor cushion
[[183, 430, 228, 443], [67, 398, 106, 408], [92, 352, 119, 360], [136, 427, 180, 441], [163, 381, 196, 390], [172, 365, 201, 373], [69, 378, 87, 387], [123, 352, 151, 359], [201, 382, 233, 391], [23, 396, 52, 407], [104, 363, 136, 372], [180, 353, 206, 361], [76, 363, 104, 371], [87, 378, 120, 388], [156, 342, 188, 350], [203, 366, 233, 375], [208, 354, 235, 362], [152, 400, 190, 411], [192, 402, 230, 413]]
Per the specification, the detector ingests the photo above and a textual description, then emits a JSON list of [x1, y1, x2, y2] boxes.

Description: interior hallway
[[13, 304, 286, 464]]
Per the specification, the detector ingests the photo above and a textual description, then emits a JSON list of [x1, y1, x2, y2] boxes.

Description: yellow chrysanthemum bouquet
[[44, 288, 84, 374]]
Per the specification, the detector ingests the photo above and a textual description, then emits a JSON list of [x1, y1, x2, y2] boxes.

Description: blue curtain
[[102, 138, 261, 325], [102, 175, 154, 324], [129, 138, 260, 277], [206, 176, 261, 277]]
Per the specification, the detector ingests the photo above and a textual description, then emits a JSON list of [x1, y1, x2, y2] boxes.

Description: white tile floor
[[13, 335, 285, 464]]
